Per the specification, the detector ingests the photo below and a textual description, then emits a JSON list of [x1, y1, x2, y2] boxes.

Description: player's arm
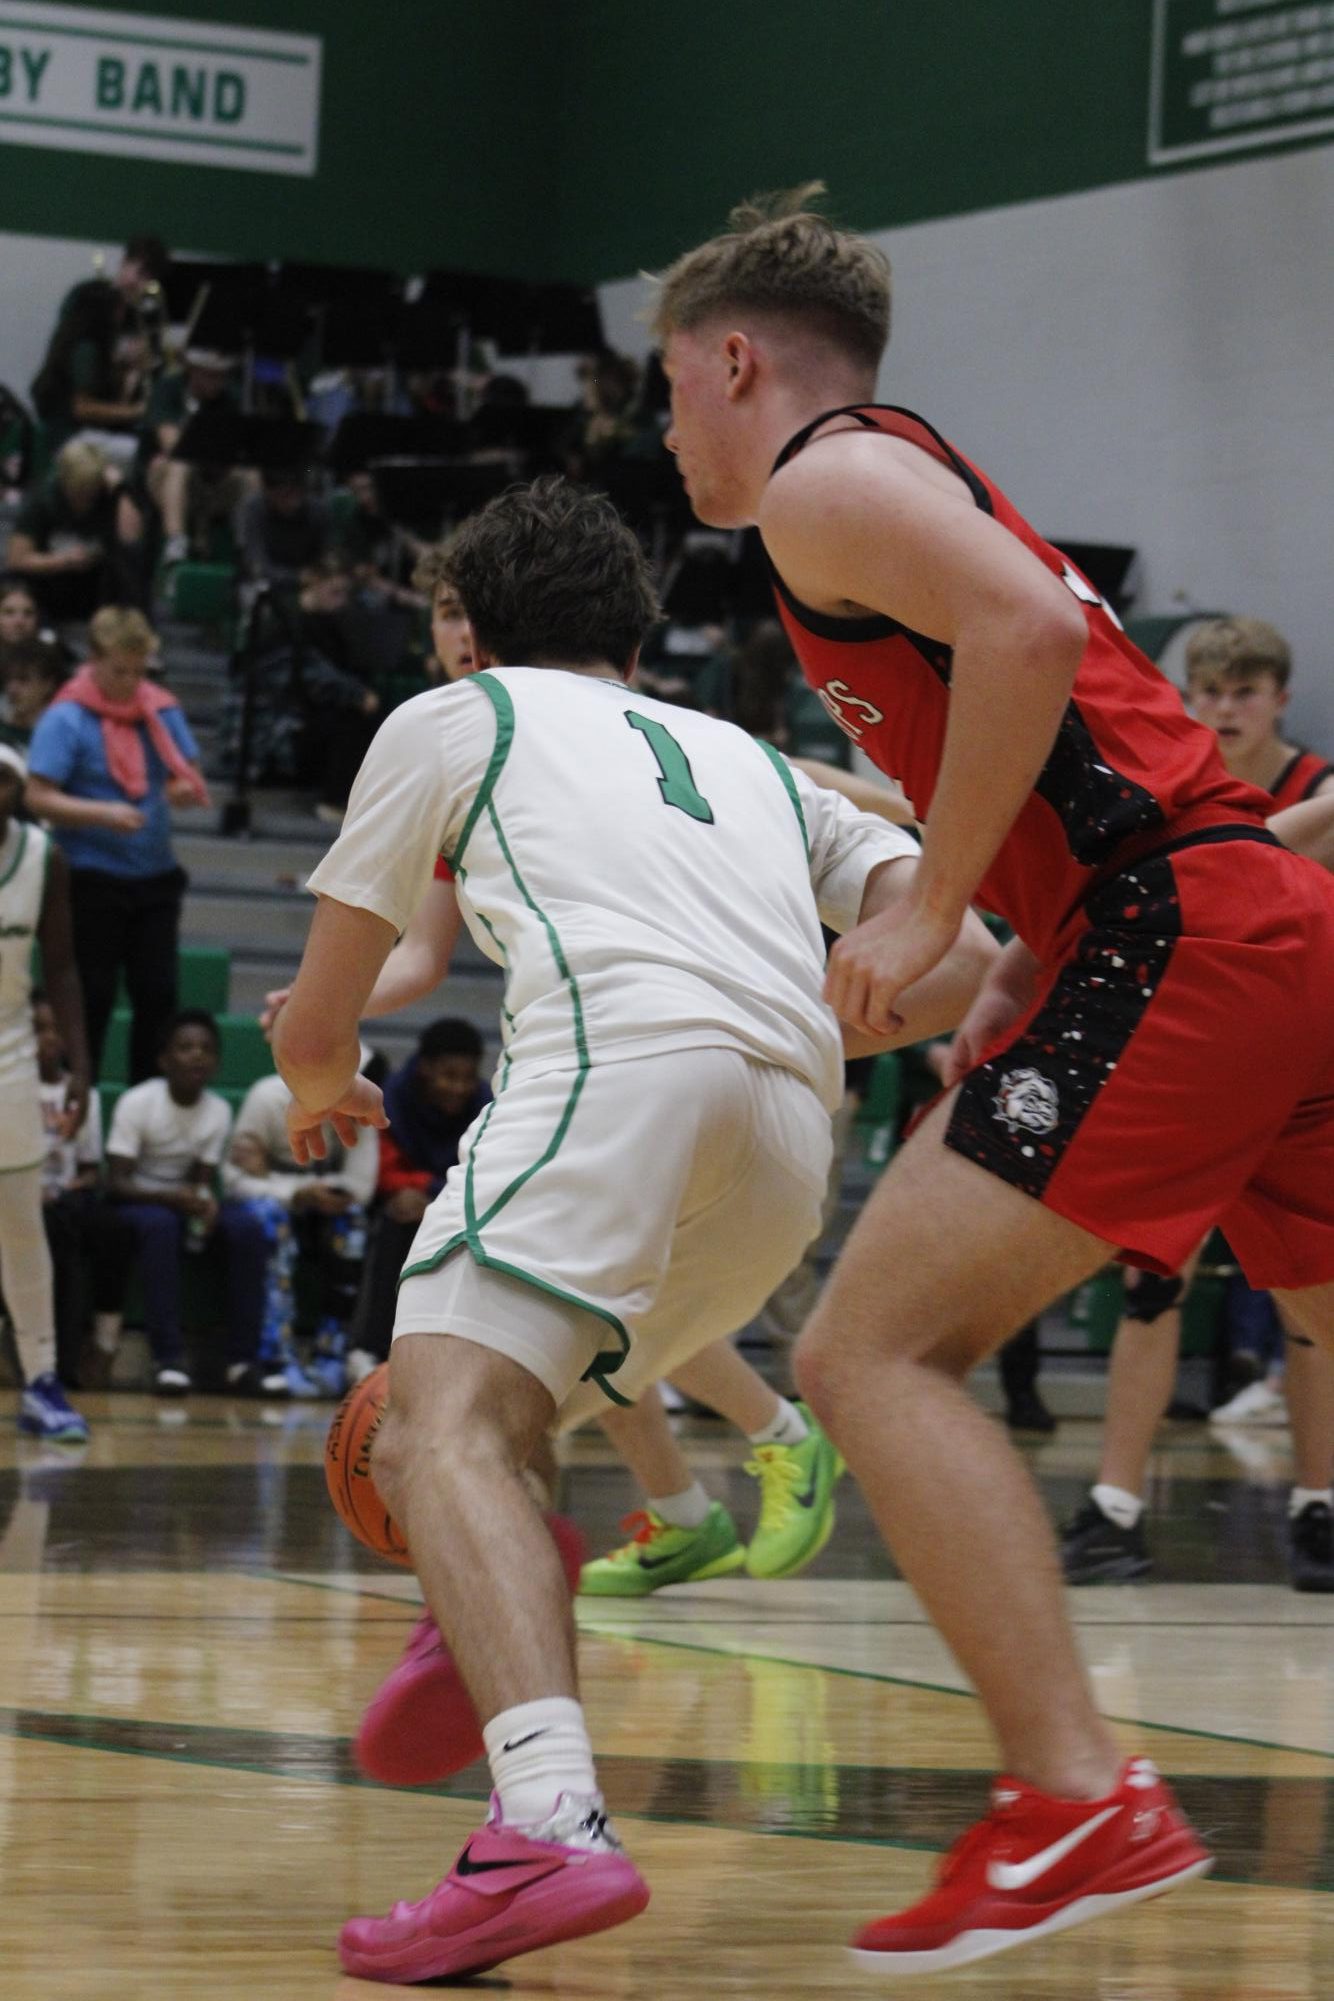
[[762, 433, 1087, 1035], [840, 860, 998, 1055], [793, 765, 998, 1050], [1269, 793, 1334, 872], [364, 874, 462, 1015], [274, 694, 460, 1161], [36, 844, 90, 1137], [273, 896, 396, 1161], [789, 756, 917, 827]]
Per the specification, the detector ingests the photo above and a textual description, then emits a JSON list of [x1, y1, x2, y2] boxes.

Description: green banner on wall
[[1150, 0, 1334, 164], [0, 2, 321, 175]]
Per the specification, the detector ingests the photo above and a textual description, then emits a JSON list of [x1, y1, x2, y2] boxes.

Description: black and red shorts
[[947, 827, 1334, 1288]]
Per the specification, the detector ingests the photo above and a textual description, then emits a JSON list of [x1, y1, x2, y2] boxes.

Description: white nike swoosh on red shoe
[[986, 1805, 1122, 1892]]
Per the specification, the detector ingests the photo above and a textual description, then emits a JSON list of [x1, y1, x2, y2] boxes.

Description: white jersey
[[0, 819, 47, 1098], [308, 668, 918, 1112]]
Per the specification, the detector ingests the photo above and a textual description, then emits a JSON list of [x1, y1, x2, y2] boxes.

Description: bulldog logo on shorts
[[993, 1068, 1059, 1137]]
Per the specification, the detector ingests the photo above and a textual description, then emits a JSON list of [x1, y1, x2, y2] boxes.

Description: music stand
[[371, 457, 513, 537], [172, 404, 323, 470], [328, 413, 469, 477]]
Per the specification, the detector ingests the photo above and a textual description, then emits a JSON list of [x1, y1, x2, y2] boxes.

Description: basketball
[[324, 1364, 411, 1568]]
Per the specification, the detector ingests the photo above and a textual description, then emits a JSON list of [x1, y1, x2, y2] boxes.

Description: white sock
[[483, 1697, 598, 1827], [1289, 1486, 1332, 1518], [1092, 1482, 1144, 1531], [649, 1481, 712, 1529], [748, 1396, 809, 1447], [94, 1313, 123, 1355]]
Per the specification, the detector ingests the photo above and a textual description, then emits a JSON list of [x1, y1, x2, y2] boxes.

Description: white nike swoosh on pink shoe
[[986, 1805, 1122, 1892]]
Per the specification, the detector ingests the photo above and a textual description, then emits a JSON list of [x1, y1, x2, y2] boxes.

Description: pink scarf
[[53, 663, 210, 805]]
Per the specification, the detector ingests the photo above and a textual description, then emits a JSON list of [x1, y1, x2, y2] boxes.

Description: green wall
[[3, 2, 1330, 284], [0, 0, 556, 275], [546, 0, 1212, 278]]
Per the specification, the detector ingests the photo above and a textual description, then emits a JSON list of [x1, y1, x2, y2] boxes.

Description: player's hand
[[825, 898, 962, 1039], [59, 1072, 90, 1139], [287, 1076, 388, 1166], [259, 987, 292, 1040], [166, 773, 210, 808], [938, 949, 1039, 1087]]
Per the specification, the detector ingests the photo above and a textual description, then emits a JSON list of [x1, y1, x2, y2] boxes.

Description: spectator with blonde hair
[[25, 606, 209, 1081], [6, 441, 120, 624]]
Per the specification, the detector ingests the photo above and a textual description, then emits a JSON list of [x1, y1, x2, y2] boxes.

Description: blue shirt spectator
[[28, 697, 198, 877]]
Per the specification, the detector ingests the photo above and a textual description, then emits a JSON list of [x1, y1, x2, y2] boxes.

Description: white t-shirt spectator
[[221, 1071, 378, 1207], [39, 1079, 103, 1196], [106, 1078, 232, 1190]]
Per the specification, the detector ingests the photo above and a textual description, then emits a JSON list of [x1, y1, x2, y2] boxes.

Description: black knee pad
[[1123, 1271, 1185, 1324]]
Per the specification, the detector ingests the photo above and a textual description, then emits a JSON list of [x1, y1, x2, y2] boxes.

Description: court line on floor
[[261, 1569, 1334, 1767], [0, 1700, 1327, 1893]]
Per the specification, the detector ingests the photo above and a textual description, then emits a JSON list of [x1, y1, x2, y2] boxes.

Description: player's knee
[[793, 1322, 850, 1425], [1123, 1271, 1185, 1325]]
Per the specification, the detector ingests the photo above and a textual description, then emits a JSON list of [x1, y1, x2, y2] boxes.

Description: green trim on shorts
[[467, 899, 515, 1093], [444, 672, 515, 873], [0, 822, 30, 892], [397, 1234, 632, 1403], [756, 741, 809, 860], [0, 1155, 43, 1174]]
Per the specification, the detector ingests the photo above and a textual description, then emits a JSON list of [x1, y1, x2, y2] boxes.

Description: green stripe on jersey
[[756, 740, 810, 859], [445, 672, 515, 874]]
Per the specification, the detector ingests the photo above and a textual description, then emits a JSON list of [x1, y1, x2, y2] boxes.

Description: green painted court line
[[262, 1570, 1334, 1768]]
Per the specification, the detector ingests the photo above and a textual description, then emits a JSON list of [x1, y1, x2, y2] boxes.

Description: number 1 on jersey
[[626, 711, 715, 824]]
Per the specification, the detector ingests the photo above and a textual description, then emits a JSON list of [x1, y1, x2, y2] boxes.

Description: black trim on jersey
[[771, 403, 995, 517], [1300, 759, 1334, 802], [764, 404, 991, 662], [946, 850, 1184, 1204]]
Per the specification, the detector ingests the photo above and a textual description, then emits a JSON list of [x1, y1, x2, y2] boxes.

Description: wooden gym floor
[[0, 1391, 1331, 1997]]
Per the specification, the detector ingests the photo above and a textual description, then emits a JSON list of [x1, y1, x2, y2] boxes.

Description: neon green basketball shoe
[[744, 1403, 844, 1579], [578, 1502, 746, 1596]]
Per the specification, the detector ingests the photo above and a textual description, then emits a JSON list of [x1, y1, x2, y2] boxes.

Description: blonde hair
[[89, 605, 156, 659], [651, 182, 890, 372], [1184, 616, 1291, 692], [55, 438, 108, 500]]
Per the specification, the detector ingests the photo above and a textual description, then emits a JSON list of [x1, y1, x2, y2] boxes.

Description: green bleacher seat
[[168, 561, 237, 627], [177, 946, 231, 1012], [100, 1010, 131, 1085], [212, 1012, 274, 1091], [853, 1051, 901, 1168]]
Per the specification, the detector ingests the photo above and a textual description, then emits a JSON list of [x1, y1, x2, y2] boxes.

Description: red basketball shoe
[[850, 1758, 1211, 1977], [339, 1790, 649, 1983], [354, 1511, 586, 1786]]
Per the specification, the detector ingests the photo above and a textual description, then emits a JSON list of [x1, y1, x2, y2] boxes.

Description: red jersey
[[1268, 748, 1334, 812], [767, 405, 1267, 956]]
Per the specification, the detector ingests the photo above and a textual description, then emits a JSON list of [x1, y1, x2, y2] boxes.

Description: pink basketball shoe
[[338, 1791, 650, 1983], [354, 1511, 586, 1786]]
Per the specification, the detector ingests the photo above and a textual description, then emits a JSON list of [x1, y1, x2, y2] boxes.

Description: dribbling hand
[[287, 1075, 388, 1166]]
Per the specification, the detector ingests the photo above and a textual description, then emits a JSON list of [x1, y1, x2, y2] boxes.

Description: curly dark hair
[[438, 476, 661, 670]]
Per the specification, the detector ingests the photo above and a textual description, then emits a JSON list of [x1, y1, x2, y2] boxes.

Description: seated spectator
[[348, 1020, 490, 1375], [222, 1067, 379, 1398], [562, 351, 648, 479], [333, 470, 423, 600], [6, 441, 122, 625], [34, 993, 134, 1388], [1, 639, 67, 751], [219, 559, 382, 822], [25, 605, 210, 1082], [29, 235, 168, 453], [104, 1011, 285, 1397], [236, 467, 332, 595], [0, 578, 44, 649], [117, 347, 247, 588]]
